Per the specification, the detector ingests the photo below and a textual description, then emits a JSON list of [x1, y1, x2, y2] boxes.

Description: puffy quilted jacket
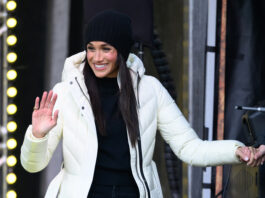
[[21, 51, 244, 198]]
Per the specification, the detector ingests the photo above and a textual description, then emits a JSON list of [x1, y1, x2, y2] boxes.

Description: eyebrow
[[87, 42, 111, 47]]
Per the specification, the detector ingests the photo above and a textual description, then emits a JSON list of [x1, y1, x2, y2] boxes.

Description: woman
[[21, 10, 255, 198]]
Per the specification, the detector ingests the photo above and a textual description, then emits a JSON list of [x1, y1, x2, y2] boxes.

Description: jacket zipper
[[135, 73, 151, 198], [75, 75, 151, 197]]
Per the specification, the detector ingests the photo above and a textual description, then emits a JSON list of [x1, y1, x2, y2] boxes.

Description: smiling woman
[[20, 10, 259, 198], [86, 41, 118, 78]]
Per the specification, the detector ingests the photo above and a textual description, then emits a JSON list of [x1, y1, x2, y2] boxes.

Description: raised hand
[[32, 91, 59, 138]]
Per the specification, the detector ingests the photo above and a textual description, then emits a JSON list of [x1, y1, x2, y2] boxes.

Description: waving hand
[[32, 91, 59, 138]]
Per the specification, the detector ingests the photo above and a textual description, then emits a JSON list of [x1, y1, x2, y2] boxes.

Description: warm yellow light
[[7, 70, 17, 80], [6, 190, 17, 198], [6, 173, 17, 184], [7, 138, 17, 150], [7, 35, 17, 46], [7, 52, 17, 63], [7, 87, 17, 97], [7, 121, 17, 132], [6, 18, 17, 28], [6, 1, 17, 11], [7, 104, 17, 115], [7, 155, 17, 167]]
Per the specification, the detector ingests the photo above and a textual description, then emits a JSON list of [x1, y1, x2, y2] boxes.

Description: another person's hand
[[254, 145, 265, 165], [32, 91, 59, 138]]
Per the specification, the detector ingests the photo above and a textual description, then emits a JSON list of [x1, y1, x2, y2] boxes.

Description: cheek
[[107, 52, 118, 64]]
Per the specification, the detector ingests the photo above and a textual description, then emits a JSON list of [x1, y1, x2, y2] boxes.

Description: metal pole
[[1, 0, 9, 197]]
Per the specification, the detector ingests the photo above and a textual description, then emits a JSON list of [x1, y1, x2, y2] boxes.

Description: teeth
[[95, 64, 106, 68]]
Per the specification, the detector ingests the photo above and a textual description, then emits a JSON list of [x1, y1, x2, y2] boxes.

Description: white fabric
[[21, 51, 244, 198]]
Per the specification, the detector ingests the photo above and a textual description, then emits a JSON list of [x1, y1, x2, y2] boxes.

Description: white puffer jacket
[[21, 51, 244, 198]]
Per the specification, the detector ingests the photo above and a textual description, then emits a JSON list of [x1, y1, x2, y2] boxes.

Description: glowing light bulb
[[7, 121, 17, 132], [7, 104, 17, 115], [6, 18, 17, 28], [7, 35, 17, 46], [7, 70, 17, 80], [6, 1, 17, 11], [6, 190, 17, 198], [7, 138, 17, 150], [7, 52, 17, 63], [6, 173, 17, 184], [7, 87, 17, 97], [7, 155, 17, 167]]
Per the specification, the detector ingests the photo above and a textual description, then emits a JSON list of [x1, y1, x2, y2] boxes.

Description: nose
[[94, 50, 103, 62]]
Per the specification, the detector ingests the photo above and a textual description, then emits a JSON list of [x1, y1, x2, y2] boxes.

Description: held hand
[[236, 146, 250, 163], [32, 91, 59, 138], [254, 145, 265, 165]]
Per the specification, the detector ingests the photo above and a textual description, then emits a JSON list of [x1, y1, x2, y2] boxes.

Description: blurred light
[[7, 52, 17, 63], [6, 1, 17, 11], [7, 35, 17, 46], [6, 173, 17, 184], [7, 155, 17, 167], [7, 70, 17, 80], [7, 121, 17, 132], [6, 190, 17, 198], [6, 18, 17, 28], [7, 87, 17, 97], [7, 104, 17, 115], [7, 138, 17, 150]]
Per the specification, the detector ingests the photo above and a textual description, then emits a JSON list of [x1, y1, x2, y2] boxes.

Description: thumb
[[52, 110, 59, 124]]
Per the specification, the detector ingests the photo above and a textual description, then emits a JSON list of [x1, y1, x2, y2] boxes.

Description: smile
[[94, 64, 107, 70]]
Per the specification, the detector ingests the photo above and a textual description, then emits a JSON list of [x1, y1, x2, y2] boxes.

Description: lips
[[94, 64, 107, 70]]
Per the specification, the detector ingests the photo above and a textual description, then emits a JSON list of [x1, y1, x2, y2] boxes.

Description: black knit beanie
[[84, 10, 134, 61]]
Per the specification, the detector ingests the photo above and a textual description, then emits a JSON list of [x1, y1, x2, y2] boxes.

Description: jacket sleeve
[[155, 78, 244, 166], [20, 83, 64, 173]]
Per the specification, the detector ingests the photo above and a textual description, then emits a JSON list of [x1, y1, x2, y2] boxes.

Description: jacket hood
[[62, 51, 146, 82]]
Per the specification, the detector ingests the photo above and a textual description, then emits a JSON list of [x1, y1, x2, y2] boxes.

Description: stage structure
[[0, 0, 19, 197]]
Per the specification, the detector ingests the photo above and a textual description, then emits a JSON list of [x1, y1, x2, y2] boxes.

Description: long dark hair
[[83, 53, 139, 147]]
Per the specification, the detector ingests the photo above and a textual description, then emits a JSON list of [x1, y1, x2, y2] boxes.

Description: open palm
[[32, 91, 59, 138]]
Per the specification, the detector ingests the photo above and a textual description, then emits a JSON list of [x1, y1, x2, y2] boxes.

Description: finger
[[236, 148, 248, 162], [262, 156, 265, 165], [255, 150, 262, 160], [39, 91, 48, 108], [49, 93, 58, 110], [45, 90, 53, 108], [244, 147, 251, 159], [247, 147, 256, 167], [34, 97, 40, 110]]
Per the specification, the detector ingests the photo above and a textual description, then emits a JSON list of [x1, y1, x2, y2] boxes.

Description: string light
[[6, 138, 17, 150], [7, 35, 17, 46], [7, 52, 17, 63], [7, 70, 17, 80], [6, 155, 17, 167], [6, 173, 17, 184], [7, 104, 17, 115], [6, 1, 17, 11], [7, 87, 17, 97], [6, 190, 17, 198], [7, 121, 17, 132], [6, 18, 17, 28]]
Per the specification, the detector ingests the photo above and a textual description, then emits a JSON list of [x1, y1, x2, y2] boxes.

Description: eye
[[102, 47, 111, 52], [87, 46, 95, 51]]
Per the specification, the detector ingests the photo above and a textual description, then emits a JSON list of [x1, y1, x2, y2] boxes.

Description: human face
[[86, 41, 118, 78]]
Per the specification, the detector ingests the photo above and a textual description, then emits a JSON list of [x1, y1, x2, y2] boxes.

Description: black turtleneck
[[91, 77, 136, 186]]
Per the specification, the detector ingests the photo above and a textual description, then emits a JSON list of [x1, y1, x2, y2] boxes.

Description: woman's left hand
[[236, 146, 263, 167]]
